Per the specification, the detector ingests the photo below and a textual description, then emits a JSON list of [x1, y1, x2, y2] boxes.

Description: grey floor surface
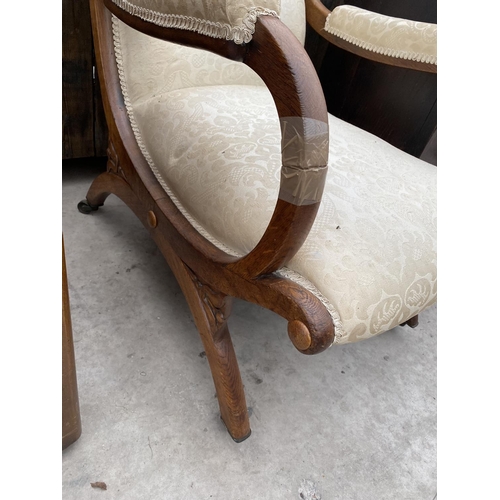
[[62, 161, 437, 500]]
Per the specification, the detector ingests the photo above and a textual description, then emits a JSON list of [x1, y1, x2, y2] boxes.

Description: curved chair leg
[[167, 254, 251, 442], [78, 161, 250, 440], [77, 172, 112, 214], [77, 169, 142, 217], [78, 139, 137, 214], [77, 171, 118, 213]]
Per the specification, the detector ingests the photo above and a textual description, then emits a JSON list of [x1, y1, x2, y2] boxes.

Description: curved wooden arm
[[228, 16, 328, 278], [305, 0, 437, 74], [104, 0, 329, 279]]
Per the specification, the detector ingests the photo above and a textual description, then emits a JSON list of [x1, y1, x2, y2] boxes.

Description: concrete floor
[[62, 160, 437, 500]]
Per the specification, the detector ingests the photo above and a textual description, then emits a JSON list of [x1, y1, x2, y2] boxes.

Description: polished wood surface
[[228, 16, 328, 277], [62, 238, 82, 449]]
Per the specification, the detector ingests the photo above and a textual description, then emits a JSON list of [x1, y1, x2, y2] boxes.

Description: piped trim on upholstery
[[112, 16, 243, 256], [111, 15, 344, 342], [324, 5, 437, 64], [111, 0, 278, 44]]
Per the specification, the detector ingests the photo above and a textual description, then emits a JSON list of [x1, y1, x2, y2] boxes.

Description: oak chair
[[79, 0, 437, 442]]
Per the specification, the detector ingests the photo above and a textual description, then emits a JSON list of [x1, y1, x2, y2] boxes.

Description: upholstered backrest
[[113, 0, 307, 105], [276, 0, 306, 46], [111, 0, 305, 44]]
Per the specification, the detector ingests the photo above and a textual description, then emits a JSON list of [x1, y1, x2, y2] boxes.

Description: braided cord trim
[[325, 5, 437, 64], [112, 0, 278, 44]]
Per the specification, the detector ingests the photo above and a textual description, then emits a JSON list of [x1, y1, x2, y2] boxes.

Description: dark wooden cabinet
[[63, 0, 107, 159], [305, 0, 437, 159]]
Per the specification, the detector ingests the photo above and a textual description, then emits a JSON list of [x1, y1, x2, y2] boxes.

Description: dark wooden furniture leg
[[79, 170, 251, 442], [62, 237, 82, 449], [147, 242, 251, 442]]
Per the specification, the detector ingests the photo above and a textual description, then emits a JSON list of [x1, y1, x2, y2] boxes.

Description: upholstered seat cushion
[[113, 19, 436, 345]]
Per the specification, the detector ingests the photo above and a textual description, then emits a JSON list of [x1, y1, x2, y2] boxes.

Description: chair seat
[[113, 17, 436, 345], [126, 81, 436, 344]]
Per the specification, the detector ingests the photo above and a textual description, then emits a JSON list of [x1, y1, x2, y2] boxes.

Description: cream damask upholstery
[[111, 0, 281, 43], [112, 1, 305, 107], [113, 17, 437, 345], [325, 5, 437, 64]]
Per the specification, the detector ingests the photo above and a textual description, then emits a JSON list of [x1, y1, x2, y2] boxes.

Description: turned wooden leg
[[168, 257, 251, 442]]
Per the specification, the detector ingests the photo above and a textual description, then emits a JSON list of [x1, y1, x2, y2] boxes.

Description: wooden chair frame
[[80, 0, 423, 442]]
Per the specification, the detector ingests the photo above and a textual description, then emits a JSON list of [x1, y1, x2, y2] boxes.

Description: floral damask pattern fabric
[[325, 5, 437, 64], [114, 21, 266, 107], [113, 15, 436, 345], [112, 0, 306, 107], [285, 114, 436, 343], [279, 0, 306, 45], [111, 0, 280, 44]]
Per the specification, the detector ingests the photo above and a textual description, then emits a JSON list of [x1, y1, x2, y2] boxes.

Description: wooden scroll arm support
[[305, 0, 437, 74], [103, 0, 329, 280]]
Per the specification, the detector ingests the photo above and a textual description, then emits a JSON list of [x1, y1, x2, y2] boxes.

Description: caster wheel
[[77, 200, 100, 214]]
